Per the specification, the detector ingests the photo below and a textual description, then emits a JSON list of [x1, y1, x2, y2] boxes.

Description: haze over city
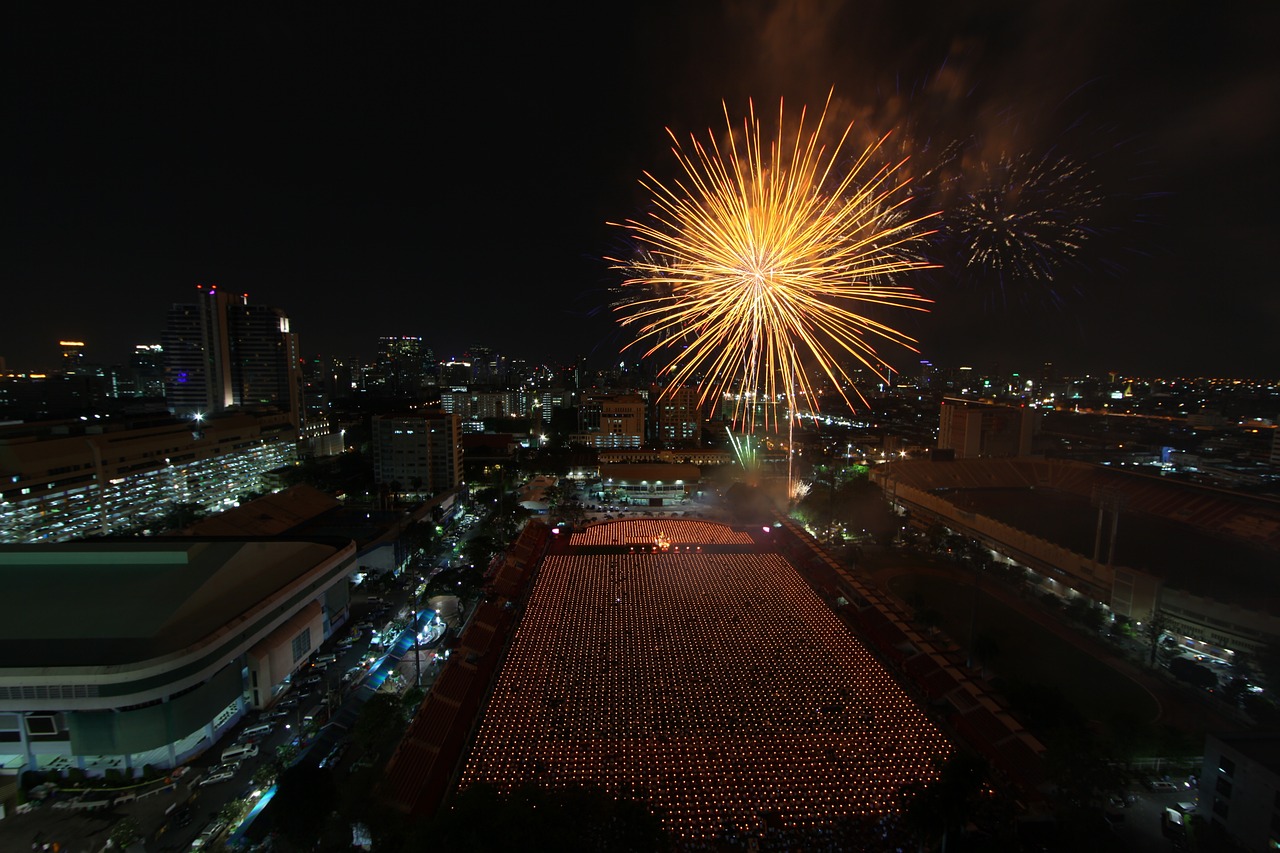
[[9, 3, 1280, 378]]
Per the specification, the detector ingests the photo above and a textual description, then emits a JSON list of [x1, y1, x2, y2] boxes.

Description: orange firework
[[609, 92, 939, 432]]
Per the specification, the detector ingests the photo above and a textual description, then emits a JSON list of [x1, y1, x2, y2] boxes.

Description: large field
[[459, 522, 954, 840]]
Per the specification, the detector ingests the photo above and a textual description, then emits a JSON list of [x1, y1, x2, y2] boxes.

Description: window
[[1217, 777, 1233, 798], [291, 627, 312, 663], [1220, 755, 1237, 777], [25, 715, 58, 736]]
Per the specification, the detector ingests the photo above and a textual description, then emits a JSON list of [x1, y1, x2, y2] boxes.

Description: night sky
[[10, 3, 1280, 377]]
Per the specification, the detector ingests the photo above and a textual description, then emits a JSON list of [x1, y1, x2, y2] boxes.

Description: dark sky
[[9, 2, 1280, 377]]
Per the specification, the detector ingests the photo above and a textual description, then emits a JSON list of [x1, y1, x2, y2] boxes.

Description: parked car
[[199, 771, 236, 787], [319, 742, 348, 769], [1145, 779, 1178, 793], [190, 819, 228, 849]]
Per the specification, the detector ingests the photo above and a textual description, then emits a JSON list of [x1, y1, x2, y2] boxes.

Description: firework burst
[[608, 93, 939, 433], [945, 150, 1104, 309]]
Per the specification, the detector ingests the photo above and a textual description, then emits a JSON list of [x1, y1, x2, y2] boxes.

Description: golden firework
[[609, 92, 939, 432]]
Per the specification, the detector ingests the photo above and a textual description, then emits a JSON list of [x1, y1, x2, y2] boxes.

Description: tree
[[402, 685, 426, 716], [1144, 610, 1169, 668], [898, 752, 995, 852], [271, 763, 338, 848], [354, 692, 405, 753], [252, 762, 278, 788]]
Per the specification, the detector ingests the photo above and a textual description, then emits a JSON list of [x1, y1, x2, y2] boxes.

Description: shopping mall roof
[[0, 538, 352, 669]]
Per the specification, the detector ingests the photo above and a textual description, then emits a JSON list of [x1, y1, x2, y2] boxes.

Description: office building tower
[[373, 336, 434, 399], [572, 392, 646, 449], [465, 345, 504, 387], [121, 344, 166, 399], [372, 409, 463, 495], [937, 398, 1037, 459], [439, 359, 471, 387], [651, 384, 703, 448], [59, 340, 87, 372], [162, 285, 303, 430]]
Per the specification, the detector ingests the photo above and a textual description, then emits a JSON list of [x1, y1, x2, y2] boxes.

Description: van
[[221, 742, 259, 763], [315, 653, 337, 666], [242, 723, 273, 739]]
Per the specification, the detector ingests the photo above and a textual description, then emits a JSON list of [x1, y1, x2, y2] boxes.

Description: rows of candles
[[460, 526, 952, 838]]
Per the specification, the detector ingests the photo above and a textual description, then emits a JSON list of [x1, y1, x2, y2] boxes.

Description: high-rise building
[[373, 336, 435, 399], [465, 345, 504, 387], [439, 359, 471, 387], [372, 409, 463, 495], [124, 344, 166, 398], [572, 392, 646, 449], [59, 340, 87, 372], [651, 384, 703, 448], [937, 398, 1037, 459], [162, 285, 303, 430]]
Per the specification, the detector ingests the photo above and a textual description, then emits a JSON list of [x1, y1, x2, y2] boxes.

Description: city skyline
[[9, 3, 1280, 378]]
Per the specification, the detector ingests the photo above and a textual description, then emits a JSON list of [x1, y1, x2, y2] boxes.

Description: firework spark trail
[[608, 93, 939, 433]]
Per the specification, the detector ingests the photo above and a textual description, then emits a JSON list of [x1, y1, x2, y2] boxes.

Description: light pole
[[413, 608, 421, 688]]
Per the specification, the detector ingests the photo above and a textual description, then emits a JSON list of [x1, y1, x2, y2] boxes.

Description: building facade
[[0, 538, 355, 776], [572, 393, 646, 449], [372, 409, 463, 495], [0, 410, 297, 544], [937, 398, 1037, 459], [651, 384, 703, 448], [1199, 732, 1280, 851], [162, 284, 303, 430]]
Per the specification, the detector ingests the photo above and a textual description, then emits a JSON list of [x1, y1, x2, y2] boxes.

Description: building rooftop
[[0, 538, 346, 668], [1212, 731, 1280, 778]]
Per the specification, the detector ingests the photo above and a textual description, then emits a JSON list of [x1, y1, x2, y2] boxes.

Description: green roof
[[0, 539, 346, 668]]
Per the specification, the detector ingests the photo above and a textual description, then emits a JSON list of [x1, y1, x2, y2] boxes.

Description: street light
[[413, 608, 421, 687]]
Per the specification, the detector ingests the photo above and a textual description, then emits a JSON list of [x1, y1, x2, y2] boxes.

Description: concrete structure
[[597, 462, 700, 506], [0, 410, 297, 544], [372, 409, 463, 495], [370, 335, 435, 399], [599, 448, 734, 467], [572, 392, 646, 449], [1200, 731, 1280, 851], [651, 384, 703, 447], [872, 457, 1280, 654], [0, 537, 356, 776], [938, 398, 1037, 459], [162, 284, 303, 430], [184, 484, 459, 579]]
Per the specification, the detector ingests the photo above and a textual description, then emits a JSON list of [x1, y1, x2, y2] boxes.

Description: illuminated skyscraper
[[59, 340, 87, 372], [162, 285, 303, 429], [373, 336, 435, 399]]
